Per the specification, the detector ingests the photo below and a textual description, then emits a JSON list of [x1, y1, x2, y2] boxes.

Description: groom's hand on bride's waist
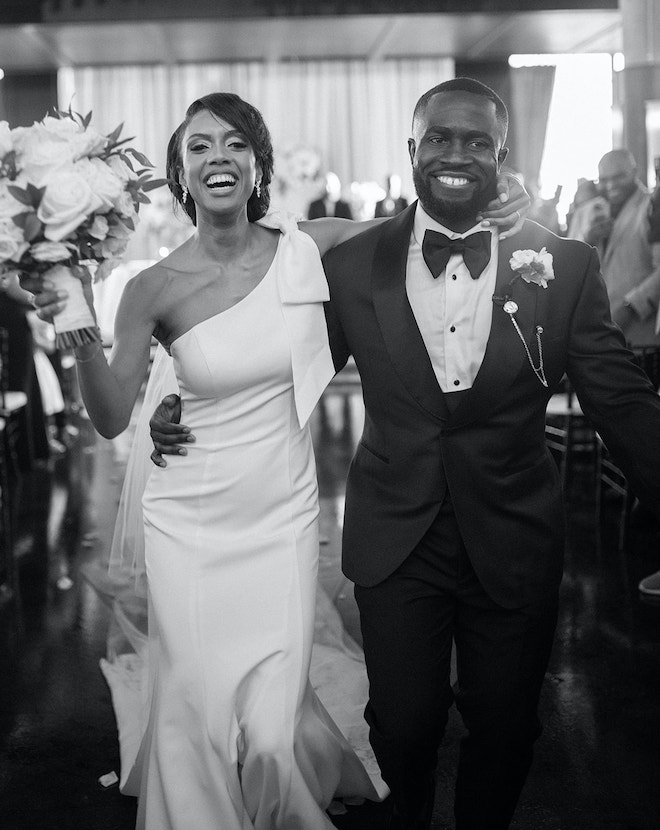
[[149, 394, 195, 467]]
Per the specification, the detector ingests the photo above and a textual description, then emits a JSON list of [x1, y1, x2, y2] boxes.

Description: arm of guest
[[617, 242, 660, 332]]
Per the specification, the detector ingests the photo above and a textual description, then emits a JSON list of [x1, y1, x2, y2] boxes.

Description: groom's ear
[[407, 137, 416, 166], [498, 146, 509, 167]]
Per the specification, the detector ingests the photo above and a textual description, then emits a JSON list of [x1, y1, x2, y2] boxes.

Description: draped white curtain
[[59, 58, 453, 222], [509, 65, 556, 194]]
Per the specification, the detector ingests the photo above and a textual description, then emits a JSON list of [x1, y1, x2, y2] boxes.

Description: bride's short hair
[[166, 92, 274, 226]]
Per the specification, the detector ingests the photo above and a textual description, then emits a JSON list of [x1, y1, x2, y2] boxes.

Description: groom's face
[[408, 91, 508, 230]]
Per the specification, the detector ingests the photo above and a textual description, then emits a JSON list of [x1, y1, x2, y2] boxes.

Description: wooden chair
[[544, 379, 596, 490]]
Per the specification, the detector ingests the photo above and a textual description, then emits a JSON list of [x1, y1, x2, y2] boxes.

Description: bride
[[29, 91, 528, 830]]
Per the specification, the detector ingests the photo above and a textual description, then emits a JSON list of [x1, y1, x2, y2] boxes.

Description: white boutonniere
[[509, 247, 555, 289]]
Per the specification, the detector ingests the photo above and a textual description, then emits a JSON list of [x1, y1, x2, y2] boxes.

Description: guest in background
[[308, 171, 353, 219], [528, 184, 562, 235], [28, 311, 67, 455], [585, 149, 660, 358], [0, 272, 49, 471], [374, 173, 409, 217], [565, 178, 608, 241]]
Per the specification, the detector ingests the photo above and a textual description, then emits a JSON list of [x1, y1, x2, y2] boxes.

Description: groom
[[150, 79, 660, 829]]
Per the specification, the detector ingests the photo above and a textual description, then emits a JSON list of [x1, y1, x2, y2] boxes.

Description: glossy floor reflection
[[1, 388, 659, 830]]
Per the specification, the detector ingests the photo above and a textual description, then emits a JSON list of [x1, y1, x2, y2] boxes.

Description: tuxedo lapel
[[372, 202, 449, 420], [447, 227, 543, 427]]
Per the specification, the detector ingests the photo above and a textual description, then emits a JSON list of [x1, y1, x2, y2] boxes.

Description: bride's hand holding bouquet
[[0, 108, 165, 348]]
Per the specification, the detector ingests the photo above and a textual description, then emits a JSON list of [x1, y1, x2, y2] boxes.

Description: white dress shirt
[[406, 203, 499, 392]]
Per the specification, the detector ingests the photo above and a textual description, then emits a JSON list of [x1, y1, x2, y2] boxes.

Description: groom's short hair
[[412, 77, 509, 143]]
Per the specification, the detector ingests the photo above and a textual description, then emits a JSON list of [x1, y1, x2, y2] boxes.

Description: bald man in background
[[585, 149, 660, 358]]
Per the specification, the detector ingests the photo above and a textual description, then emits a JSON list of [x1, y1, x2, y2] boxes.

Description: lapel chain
[[502, 299, 548, 388]]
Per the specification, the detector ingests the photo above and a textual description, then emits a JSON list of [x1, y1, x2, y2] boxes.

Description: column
[[619, 0, 660, 184]]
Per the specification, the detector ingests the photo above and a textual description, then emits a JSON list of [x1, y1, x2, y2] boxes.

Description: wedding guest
[[0, 272, 49, 471], [28, 90, 529, 830], [374, 174, 409, 217], [308, 171, 353, 219], [586, 149, 660, 357], [151, 78, 660, 830]]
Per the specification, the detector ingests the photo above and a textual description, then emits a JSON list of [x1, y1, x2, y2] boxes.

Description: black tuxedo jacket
[[322, 202, 660, 608], [308, 198, 353, 220]]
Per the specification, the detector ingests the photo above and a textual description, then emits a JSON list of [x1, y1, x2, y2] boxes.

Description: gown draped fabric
[[96, 215, 386, 830]]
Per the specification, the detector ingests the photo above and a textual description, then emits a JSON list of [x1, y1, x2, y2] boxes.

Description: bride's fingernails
[[186, 435, 195, 442], [178, 448, 187, 455]]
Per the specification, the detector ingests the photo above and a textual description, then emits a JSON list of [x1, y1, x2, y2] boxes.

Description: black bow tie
[[422, 229, 492, 280]]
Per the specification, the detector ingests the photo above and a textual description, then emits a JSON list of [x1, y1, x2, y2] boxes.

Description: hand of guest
[[477, 172, 530, 239], [149, 394, 194, 467]]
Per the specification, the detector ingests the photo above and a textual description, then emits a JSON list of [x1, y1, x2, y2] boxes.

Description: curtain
[[58, 58, 453, 255], [509, 65, 556, 195]]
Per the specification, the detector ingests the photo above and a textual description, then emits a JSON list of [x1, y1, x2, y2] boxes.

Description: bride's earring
[[255, 180, 261, 199], [181, 184, 188, 205]]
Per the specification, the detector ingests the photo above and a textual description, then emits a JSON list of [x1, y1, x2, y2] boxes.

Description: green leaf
[[24, 213, 43, 242], [142, 178, 168, 192], [11, 211, 33, 230], [7, 186, 32, 206], [126, 148, 154, 168], [106, 122, 124, 144], [26, 183, 46, 207], [118, 152, 135, 171]]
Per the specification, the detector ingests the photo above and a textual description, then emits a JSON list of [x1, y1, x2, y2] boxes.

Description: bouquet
[[0, 108, 165, 348]]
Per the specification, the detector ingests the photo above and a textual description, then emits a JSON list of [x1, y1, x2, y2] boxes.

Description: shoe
[[638, 570, 660, 597]]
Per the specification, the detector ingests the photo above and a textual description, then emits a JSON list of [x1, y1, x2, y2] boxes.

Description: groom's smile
[[408, 89, 508, 231]]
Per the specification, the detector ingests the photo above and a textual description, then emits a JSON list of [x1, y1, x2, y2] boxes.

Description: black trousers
[[354, 499, 559, 830]]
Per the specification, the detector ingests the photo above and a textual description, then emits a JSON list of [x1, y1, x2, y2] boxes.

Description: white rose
[[76, 157, 123, 211], [0, 217, 29, 263], [0, 121, 13, 159], [510, 247, 555, 288], [11, 125, 77, 187], [37, 165, 104, 242], [39, 116, 107, 159], [29, 240, 71, 262]]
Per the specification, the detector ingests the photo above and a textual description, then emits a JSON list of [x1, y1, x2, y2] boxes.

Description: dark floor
[[1, 389, 659, 830]]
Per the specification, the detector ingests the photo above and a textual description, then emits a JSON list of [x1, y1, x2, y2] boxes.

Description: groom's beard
[[413, 167, 499, 227]]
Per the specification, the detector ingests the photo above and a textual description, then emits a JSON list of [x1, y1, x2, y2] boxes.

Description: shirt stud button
[[453, 379, 460, 386]]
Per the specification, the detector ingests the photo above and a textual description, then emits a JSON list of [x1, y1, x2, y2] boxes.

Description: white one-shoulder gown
[[101, 216, 386, 830]]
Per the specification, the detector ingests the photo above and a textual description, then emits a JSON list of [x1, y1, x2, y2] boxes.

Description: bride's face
[[180, 109, 261, 217]]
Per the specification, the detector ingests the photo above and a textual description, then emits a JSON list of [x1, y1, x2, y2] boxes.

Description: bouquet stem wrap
[[46, 264, 100, 350]]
